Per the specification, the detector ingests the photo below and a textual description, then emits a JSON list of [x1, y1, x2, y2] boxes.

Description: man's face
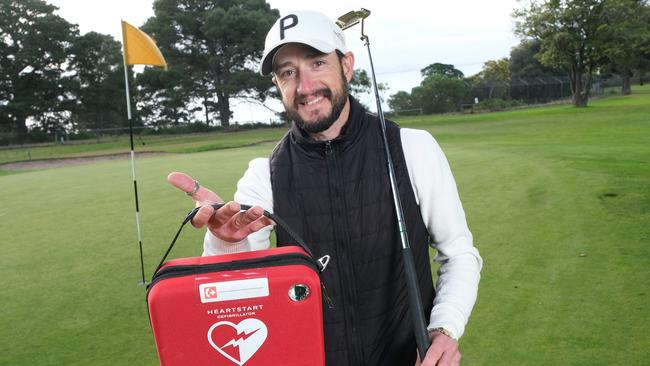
[[272, 43, 354, 134]]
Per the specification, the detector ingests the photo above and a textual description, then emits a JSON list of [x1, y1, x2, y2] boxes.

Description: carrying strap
[[152, 203, 331, 280]]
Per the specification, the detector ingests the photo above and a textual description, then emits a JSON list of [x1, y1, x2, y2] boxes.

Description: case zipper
[[147, 252, 334, 306], [149, 253, 318, 289]]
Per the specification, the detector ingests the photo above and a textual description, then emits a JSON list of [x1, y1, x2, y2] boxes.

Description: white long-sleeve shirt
[[203, 128, 483, 339]]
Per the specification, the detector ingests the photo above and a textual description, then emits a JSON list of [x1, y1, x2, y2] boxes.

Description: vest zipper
[[325, 141, 364, 365]]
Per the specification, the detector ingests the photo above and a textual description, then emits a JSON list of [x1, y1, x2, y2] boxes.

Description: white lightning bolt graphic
[[221, 327, 261, 349], [208, 319, 268, 366]]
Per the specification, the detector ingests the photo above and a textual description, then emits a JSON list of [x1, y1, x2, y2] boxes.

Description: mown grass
[[0, 127, 287, 165], [0, 86, 648, 365]]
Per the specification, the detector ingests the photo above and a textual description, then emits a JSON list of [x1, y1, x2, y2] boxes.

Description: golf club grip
[[402, 246, 431, 360]]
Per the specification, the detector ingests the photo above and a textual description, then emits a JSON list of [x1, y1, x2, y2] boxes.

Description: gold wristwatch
[[428, 327, 456, 340]]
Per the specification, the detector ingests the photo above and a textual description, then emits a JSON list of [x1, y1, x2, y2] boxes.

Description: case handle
[[152, 203, 324, 278]]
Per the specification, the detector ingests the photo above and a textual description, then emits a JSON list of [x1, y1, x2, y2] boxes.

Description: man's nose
[[296, 70, 317, 95]]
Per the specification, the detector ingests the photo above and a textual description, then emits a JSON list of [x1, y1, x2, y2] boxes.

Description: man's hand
[[167, 172, 274, 242], [415, 331, 461, 366]]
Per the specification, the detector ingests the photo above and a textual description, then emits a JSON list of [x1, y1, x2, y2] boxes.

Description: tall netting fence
[[389, 73, 626, 116], [463, 74, 624, 109]]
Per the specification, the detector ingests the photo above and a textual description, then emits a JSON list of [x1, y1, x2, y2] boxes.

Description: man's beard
[[284, 76, 349, 135]]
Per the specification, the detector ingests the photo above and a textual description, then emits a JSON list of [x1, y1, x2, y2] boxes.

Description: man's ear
[[341, 52, 355, 82], [271, 80, 283, 98]]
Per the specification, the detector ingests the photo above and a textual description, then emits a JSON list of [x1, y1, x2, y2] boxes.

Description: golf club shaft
[[363, 36, 431, 360]]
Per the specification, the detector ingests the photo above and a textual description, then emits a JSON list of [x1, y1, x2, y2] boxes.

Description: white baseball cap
[[260, 10, 347, 76]]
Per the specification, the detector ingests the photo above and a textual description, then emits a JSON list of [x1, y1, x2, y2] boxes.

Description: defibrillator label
[[199, 278, 269, 303]]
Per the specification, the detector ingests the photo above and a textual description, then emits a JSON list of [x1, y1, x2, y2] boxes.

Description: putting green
[[0, 87, 648, 365]]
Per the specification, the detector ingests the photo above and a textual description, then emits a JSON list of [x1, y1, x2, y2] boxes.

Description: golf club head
[[336, 8, 371, 30]]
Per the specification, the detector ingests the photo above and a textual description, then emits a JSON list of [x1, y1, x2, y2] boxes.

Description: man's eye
[[314, 60, 325, 67], [280, 70, 295, 79]]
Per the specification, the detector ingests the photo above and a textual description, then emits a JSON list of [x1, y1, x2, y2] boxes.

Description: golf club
[[337, 8, 431, 361]]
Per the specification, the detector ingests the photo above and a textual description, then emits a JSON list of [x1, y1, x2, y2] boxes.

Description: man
[[168, 10, 481, 366]]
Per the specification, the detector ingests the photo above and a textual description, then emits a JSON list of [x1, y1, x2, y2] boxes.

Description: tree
[[68, 32, 127, 132], [509, 39, 563, 78], [600, 0, 650, 94], [0, 0, 77, 142], [469, 58, 512, 99], [388, 91, 415, 113], [638, 47, 650, 85], [349, 69, 388, 105], [514, 0, 612, 107], [349, 69, 373, 98], [480, 58, 511, 83], [420, 63, 464, 79], [411, 73, 468, 114], [136, 66, 197, 127], [515, 0, 650, 103], [394, 63, 468, 115], [141, 0, 279, 127]]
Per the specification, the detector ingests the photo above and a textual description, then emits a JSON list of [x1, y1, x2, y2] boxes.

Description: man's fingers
[[191, 205, 214, 229], [226, 208, 274, 239], [210, 201, 242, 227], [167, 171, 221, 203], [421, 347, 443, 366], [206, 204, 274, 242], [421, 333, 459, 366], [438, 348, 461, 366], [226, 206, 265, 231], [239, 206, 265, 227], [167, 171, 197, 192], [453, 351, 461, 365], [242, 212, 275, 233], [166, 172, 271, 239]]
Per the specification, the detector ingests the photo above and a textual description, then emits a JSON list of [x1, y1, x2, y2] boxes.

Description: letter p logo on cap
[[279, 14, 298, 40], [260, 10, 348, 75]]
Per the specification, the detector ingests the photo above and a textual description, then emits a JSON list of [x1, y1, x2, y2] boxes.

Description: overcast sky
[[48, 0, 522, 121]]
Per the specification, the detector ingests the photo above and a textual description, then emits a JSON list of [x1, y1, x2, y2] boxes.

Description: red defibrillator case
[[147, 205, 328, 366]]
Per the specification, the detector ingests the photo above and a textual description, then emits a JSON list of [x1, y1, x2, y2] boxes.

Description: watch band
[[428, 327, 456, 340]]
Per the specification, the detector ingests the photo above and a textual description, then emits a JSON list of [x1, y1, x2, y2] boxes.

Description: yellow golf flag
[[121, 20, 167, 70]]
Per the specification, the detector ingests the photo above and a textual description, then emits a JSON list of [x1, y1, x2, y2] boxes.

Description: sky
[[48, 0, 522, 122]]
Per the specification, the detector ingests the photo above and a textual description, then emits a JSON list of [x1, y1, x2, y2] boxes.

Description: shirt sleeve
[[401, 128, 483, 340], [202, 157, 274, 256]]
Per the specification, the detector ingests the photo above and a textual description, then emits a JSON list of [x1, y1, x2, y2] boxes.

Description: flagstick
[[122, 21, 147, 286]]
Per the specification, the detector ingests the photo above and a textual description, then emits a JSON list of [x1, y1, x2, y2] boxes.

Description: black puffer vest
[[270, 98, 435, 366]]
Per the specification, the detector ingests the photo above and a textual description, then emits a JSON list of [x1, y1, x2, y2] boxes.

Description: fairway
[[1, 88, 648, 365]]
